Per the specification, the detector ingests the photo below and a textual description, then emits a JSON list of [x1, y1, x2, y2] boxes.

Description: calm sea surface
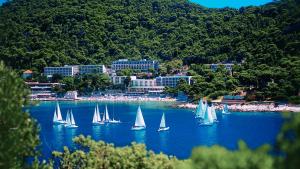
[[27, 101, 283, 159]]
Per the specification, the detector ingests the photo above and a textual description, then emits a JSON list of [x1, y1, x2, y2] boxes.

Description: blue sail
[[195, 99, 204, 118], [201, 106, 214, 125]]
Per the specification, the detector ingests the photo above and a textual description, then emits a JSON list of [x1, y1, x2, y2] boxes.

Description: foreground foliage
[[53, 136, 178, 169], [0, 62, 50, 169]]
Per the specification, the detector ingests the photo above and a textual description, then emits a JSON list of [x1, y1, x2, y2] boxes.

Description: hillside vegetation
[[0, 0, 299, 101]]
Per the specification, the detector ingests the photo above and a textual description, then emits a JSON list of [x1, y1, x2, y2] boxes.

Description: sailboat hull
[[53, 120, 66, 125], [109, 119, 121, 124], [131, 126, 146, 130], [93, 121, 105, 125], [65, 124, 78, 128], [158, 127, 170, 132], [199, 122, 214, 126]]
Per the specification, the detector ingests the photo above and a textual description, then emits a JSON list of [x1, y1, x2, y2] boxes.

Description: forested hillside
[[0, 0, 299, 101]]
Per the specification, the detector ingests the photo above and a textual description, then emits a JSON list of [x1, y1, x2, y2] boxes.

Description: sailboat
[[195, 99, 204, 119], [53, 102, 66, 124], [65, 110, 78, 128], [92, 104, 104, 125], [132, 106, 146, 130], [200, 106, 214, 125], [158, 113, 170, 131], [211, 104, 218, 122], [103, 105, 111, 123], [222, 104, 230, 114]]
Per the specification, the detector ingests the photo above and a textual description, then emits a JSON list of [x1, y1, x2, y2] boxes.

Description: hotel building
[[111, 76, 137, 85], [111, 59, 159, 72], [155, 76, 192, 87], [44, 65, 79, 77], [128, 79, 164, 93], [44, 65, 106, 77], [79, 65, 107, 74]]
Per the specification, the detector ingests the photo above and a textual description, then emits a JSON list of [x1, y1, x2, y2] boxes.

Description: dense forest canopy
[[0, 0, 299, 101]]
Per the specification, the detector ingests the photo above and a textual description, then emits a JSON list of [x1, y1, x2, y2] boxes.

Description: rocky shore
[[176, 103, 300, 112]]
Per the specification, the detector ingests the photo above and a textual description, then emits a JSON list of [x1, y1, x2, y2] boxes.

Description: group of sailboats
[[131, 106, 169, 132], [92, 104, 121, 125], [195, 99, 230, 125], [53, 103, 78, 128]]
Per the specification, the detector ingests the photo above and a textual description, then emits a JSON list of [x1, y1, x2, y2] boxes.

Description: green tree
[[0, 62, 50, 168]]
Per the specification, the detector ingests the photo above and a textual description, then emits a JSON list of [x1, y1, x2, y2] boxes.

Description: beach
[[31, 96, 177, 102]]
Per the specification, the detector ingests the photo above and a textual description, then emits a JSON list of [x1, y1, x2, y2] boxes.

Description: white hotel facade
[[44, 65, 106, 77], [111, 59, 159, 72]]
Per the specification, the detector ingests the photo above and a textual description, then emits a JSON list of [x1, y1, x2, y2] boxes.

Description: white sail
[[53, 110, 58, 122], [97, 110, 101, 122], [211, 105, 217, 121], [105, 105, 110, 121], [70, 110, 76, 125], [159, 113, 166, 128], [134, 106, 146, 127], [65, 111, 71, 125], [56, 103, 63, 121], [92, 107, 97, 123]]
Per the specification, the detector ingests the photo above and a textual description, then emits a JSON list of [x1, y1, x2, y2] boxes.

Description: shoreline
[[30, 97, 300, 112], [31, 96, 177, 102], [175, 103, 300, 113]]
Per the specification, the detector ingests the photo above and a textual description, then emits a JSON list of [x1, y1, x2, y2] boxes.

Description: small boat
[[65, 110, 78, 128], [110, 104, 121, 124], [110, 119, 121, 124], [158, 113, 170, 131], [53, 102, 66, 124], [211, 104, 218, 122], [132, 106, 146, 130], [222, 104, 230, 114], [92, 104, 104, 125]]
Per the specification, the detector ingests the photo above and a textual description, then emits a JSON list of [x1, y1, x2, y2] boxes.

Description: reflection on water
[[134, 130, 146, 144], [197, 124, 218, 145], [52, 125, 64, 149], [64, 128, 77, 147], [92, 125, 102, 141], [159, 131, 169, 150]]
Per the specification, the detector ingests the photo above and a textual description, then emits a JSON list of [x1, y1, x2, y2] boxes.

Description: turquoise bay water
[[189, 0, 273, 8], [27, 101, 283, 159]]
